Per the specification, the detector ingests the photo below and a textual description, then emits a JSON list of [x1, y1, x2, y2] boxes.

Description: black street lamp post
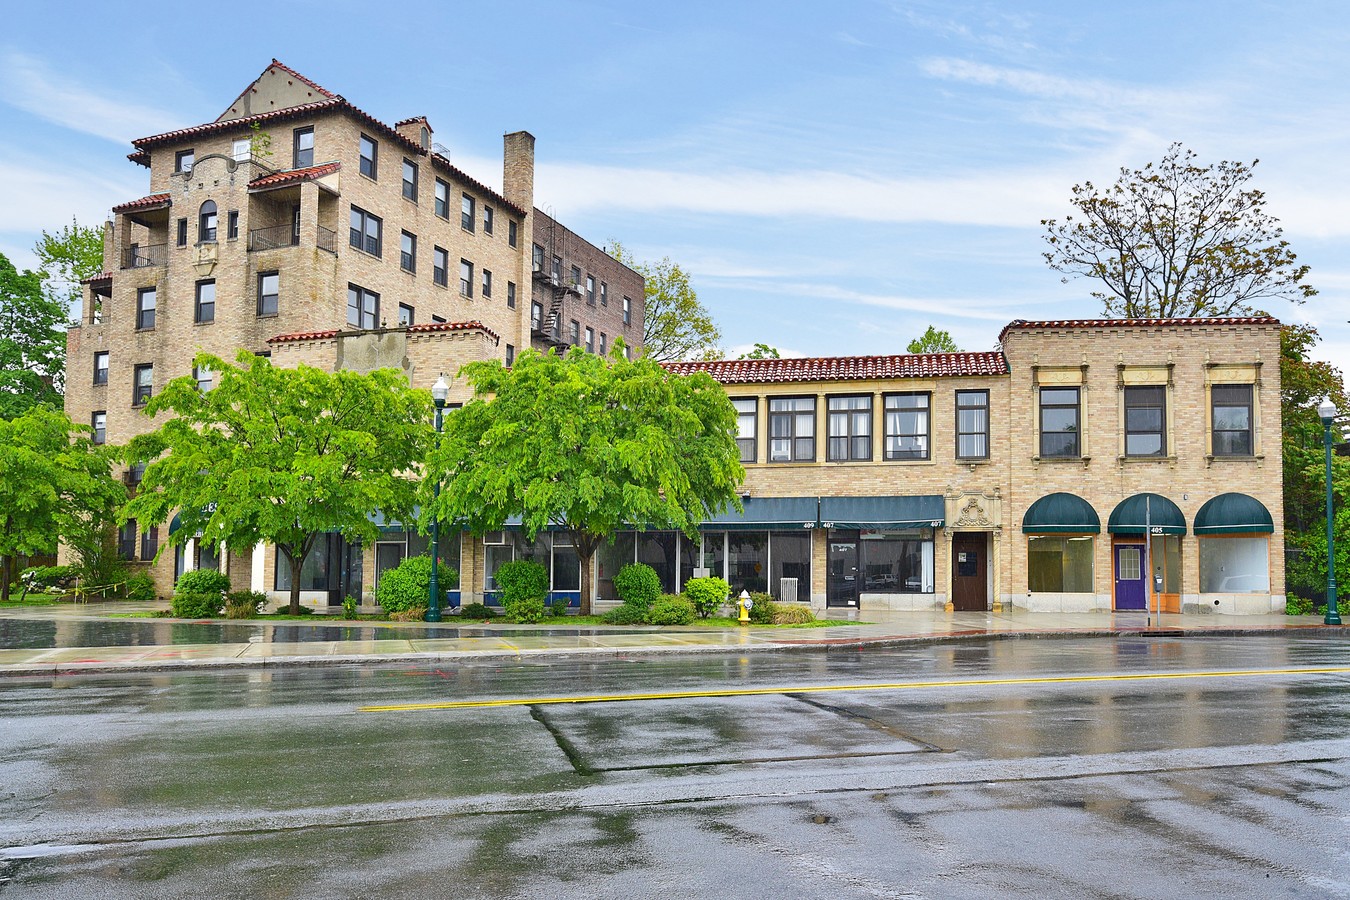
[[1319, 399, 1341, 626], [427, 375, 449, 623]]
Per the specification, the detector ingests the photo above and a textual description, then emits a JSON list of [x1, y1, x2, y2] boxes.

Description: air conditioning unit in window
[[482, 531, 508, 546]]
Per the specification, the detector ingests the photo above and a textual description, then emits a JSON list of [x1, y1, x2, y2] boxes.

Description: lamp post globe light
[[1319, 399, 1341, 626], [427, 375, 450, 623]]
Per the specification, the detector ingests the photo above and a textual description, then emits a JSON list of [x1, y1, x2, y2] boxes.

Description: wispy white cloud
[[0, 52, 179, 143], [0, 154, 140, 246]]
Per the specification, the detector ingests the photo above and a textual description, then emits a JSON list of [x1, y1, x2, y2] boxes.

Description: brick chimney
[[503, 131, 535, 212]]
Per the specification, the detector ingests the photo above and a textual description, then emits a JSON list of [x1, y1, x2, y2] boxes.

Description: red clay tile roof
[[663, 352, 1009, 384], [395, 115, 431, 128], [268, 321, 499, 345], [132, 98, 344, 151], [248, 161, 341, 190], [80, 271, 113, 284], [430, 152, 526, 219], [111, 193, 171, 213], [268, 59, 337, 100], [999, 316, 1281, 342]]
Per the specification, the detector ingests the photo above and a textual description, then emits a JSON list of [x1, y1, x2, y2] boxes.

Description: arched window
[[199, 200, 218, 242]]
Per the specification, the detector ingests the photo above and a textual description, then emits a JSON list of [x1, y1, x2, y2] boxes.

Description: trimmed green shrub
[[225, 590, 267, 619], [747, 592, 776, 624], [683, 577, 730, 619], [342, 595, 359, 619], [123, 572, 157, 603], [376, 555, 447, 614], [773, 603, 815, 624], [548, 597, 571, 617], [495, 560, 548, 603], [505, 595, 547, 623], [1286, 595, 1314, 616], [172, 592, 223, 618], [457, 602, 496, 619], [648, 594, 696, 626], [602, 602, 649, 625], [175, 568, 231, 597], [612, 563, 661, 610]]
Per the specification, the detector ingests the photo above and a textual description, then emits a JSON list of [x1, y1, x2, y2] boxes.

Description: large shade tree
[[608, 242, 723, 362], [1042, 143, 1315, 318], [0, 407, 122, 602], [424, 345, 744, 615], [0, 252, 66, 417], [124, 352, 434, 613]]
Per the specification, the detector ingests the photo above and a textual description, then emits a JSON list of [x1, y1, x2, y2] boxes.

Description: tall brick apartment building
[[65, 60, 642, 597]]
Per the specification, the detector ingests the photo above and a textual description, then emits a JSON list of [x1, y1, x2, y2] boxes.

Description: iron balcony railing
[[121, 243, 167, 269], [317, 225, 337, 254], [248, 223, 300, 251]]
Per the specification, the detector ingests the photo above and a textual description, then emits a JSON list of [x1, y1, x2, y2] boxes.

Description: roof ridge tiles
[[268, 59, 338, 99], [269, 321, 499, 345], [997, 315, 1282, 342]]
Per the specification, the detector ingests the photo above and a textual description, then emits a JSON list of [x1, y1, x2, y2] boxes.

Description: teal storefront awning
[[819, 495, 945, 530], [1107, 493, 1186, 535], [1022, 492, 1101, 534], [1194, 493, 1273, 535], [700, 496, 820, 531]]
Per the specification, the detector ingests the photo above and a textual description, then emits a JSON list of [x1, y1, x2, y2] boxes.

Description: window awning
[[1022, 492, 1101, 534], [819, 495, 944, 530], [1107, 493, 1186, 535], [700, 496, 820, 531], [1194, 493, 1273, 535]]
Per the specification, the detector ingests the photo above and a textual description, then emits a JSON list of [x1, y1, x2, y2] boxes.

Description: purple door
[[1114, 544, 1146, 610]]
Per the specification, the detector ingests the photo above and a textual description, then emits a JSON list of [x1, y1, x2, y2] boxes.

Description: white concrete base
[[859, 592, 944, 612], [1185, 593, 1287, 615], [1015, 592, 1108, 613]]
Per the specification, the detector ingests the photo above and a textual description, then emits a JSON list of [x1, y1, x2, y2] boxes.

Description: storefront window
[[637, 531, 679, 594], [728, 532, 768, 594], [1199, 537, 1269, 592], [597, 533, 637, 600], [859, 529, 934, 593], [681, 532, 726, 588], [1027, 535, 1094, 592], [770, 531, 811, 600]]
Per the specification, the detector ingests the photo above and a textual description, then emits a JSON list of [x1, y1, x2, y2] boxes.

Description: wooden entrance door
[[951, 532, 987, 611]]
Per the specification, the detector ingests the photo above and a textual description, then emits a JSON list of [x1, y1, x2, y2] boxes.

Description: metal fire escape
[[531, 211, 580, 346]]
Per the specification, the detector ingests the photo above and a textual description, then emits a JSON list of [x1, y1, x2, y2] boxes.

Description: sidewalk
[[0, 602, 1344, 676]]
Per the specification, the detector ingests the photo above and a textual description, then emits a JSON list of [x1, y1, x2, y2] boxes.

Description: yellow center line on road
[[359, 665, 1350, 713]]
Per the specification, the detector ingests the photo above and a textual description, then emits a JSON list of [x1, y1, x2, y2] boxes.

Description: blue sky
[[1, 1, 1347, 369]]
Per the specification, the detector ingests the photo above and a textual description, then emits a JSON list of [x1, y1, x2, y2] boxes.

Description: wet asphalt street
[[2, 633, 1349, 898]]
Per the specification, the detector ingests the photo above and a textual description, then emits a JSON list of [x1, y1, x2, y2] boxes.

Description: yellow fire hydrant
[[738, 589, 752, 625]]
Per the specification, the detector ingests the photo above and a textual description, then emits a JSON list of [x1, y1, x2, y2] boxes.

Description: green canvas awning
[[1107, 493, 1186, 535], [1022, 492, 1101, 534], [699, 496, 819, 531], [818, 495, 944, 530], [1194, 493, 1273, 535]]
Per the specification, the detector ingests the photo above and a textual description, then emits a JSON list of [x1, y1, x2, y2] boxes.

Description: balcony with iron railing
[[248, 223, 339, 255], [121, 243, 167, 269]]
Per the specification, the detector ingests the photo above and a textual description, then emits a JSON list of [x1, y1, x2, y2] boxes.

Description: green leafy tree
[[906, 326, 960, 354], [737, 343, 782, 360], [424, 346, 744, 615], [0, 407, 122, 603], [608, 242, 722, 362], [124, 352, 434, 614], [33, 218, 104, 318], [1042, 143, 1315, 318], [0, 252, 66, 416]]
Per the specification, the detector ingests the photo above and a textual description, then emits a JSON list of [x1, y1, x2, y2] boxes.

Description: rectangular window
[[176, 218, 187, 247], [347, 284, 379, 329], [1039, 387, 1080, 458], [508, 219, 518, 248], [227, 210, 239, 240], [460, 260, 473, 297], [349, 206, 382, 257], [293, 126, 314, 168], [91, 411, 106, 445], [483, 205, 494, 234], [569, 320, 580, 346], [118, 521, 137, 561], [1199, 536, 1270, 592], [884, 393, 929, 460], [600, 281, 608, 307], [505, 344, 515, 367], [532, 243, 545, 272], [433, 247, 448, 287], [93, 352, 109, 385], [571, 265, 582, 290], [434, 179, 450, 218], [194, 364, 213, 393], [956, 390, 989, 459], [140, 525, 159, 561], [599, 332, 607, 355], [398, 303, 414, 326], [732, 398, 757, 463], [585, 327, 595, 353], [623, 296, 632, 325], [359, 134, 378, 179], [232, 139, 250, 162], [432, 315, 446, 324], [1124, 386, 1166, 457], [402, 158, 418, 201], [531, 301, 544, 331], [552, 255, 562, 281], [482, 269, 492, 298], [586, 275, 596, 305], [506, 281, 516, 308], [136, 287, 156, 330], [257, 271, 278, 316], [828, 395, 872, 461], [1028, 535, 1094, 592], [400, 231, 416, 273], [132, 364, 153, 406], [860, 530, 936, 593], [194, 280, 215, 324], [175, 149, 194, 172], [769, 397, 816, 462], [1212, 384, 1253, 456], [461, 194, 475, 231]]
